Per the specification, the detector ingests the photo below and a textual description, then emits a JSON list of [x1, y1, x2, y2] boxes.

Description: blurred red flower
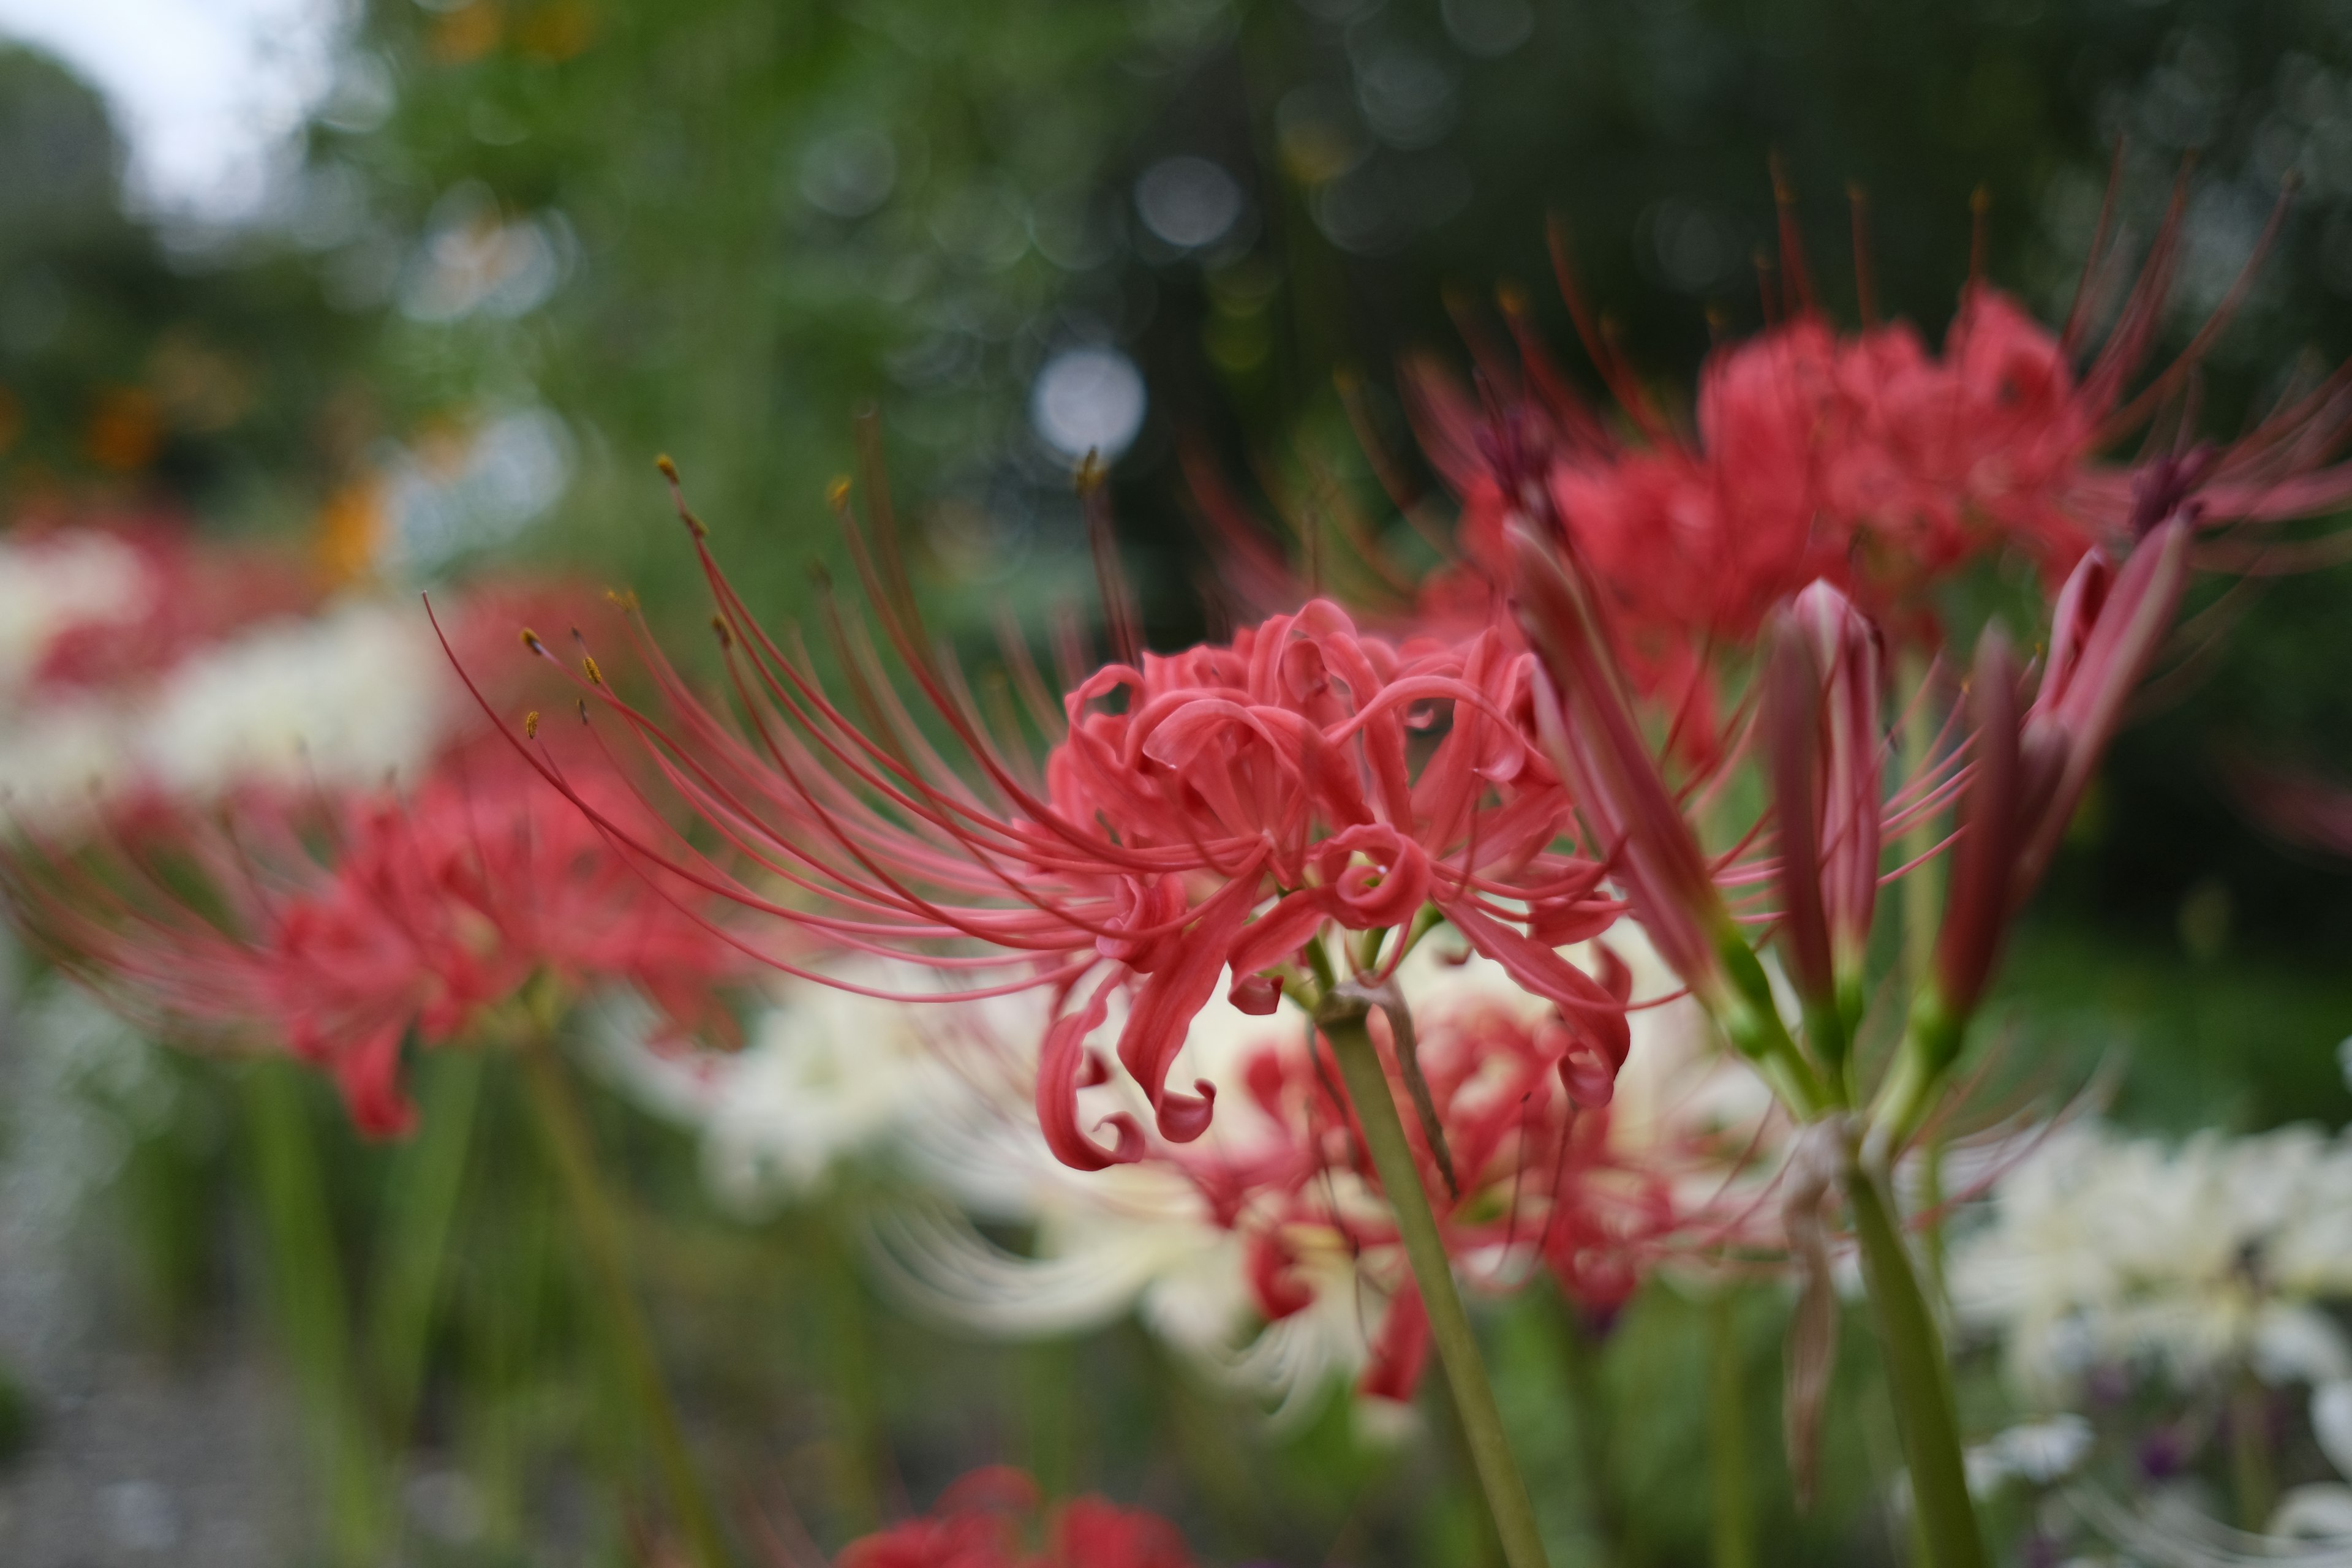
[[2, 597, 739, 1136], [835, 1468, 1192, 1568]]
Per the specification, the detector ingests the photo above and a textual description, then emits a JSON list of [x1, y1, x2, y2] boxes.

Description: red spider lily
[[1505, 523, 1754, 1017], [1370, 176, 2352, 703], [2, 668, 736, 1138], [1507, 522, 1965, 1115], [1928, 514, 2193, 1031], [1860, 513, 2194, 1154], [1140, 945, 1753, 1404], [504, 484, 1633, 1170], [1762, 581, 1884, 1049], [834, 1467, 1192, 1568]]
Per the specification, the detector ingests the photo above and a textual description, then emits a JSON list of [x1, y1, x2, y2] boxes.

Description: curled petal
[[1115, 873, 1259, 1143], [1444, 897, 1630, 1042], [1229, 971, 1284, 1016], [1096, 874, 1186, 970], [1314, 824, 1431, 930], [1359, 1283, 1431, 1404], [1224, 889, 1335, 995], [1246, 1232, 1316, 1321], [1036, 975, 1145, 1172], [333, 1019, 417, 1140]]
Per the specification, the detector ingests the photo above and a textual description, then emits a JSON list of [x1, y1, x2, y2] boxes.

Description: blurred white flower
[[1965, 1414, 2094, 1494], [0, 531, 150, 702], [141, 600, 448, 797], [1952, 1121, 2352, 1400], [590, 963, 961, 1212], [0, 597, 453, 829]]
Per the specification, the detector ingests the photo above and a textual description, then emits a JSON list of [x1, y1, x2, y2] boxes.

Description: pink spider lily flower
[[1502, 521, 1796, 1074], [1761, 581, 1885, 1058], [1201, 945, 1694, 1403], [1879, 513, 2193, 1144], [508, 481, 1632, 1169], [1508, 522, 1967, 1120], [2, 655, 738, 1137], [834, 1466, 1194, 1568], [1392, 174, 2352, 706]]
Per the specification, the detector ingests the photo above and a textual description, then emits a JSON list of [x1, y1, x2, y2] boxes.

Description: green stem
[[1322, 1007, 1552, 1568], [1428, 1352, 1507, 1568], [369, 1049, 484, 1447], [808, 1216, 885, 1532], [2231, 1373, 2275, 1531], [518, 1035, 729, 1568], [1706, 1291, 1754, 1568], [1919, 1142, 1949, 1319], [244, 1062, 386, 1566], [1556, 1300, 1630, 1566], [1021, 1338, 1077, 1504], [1845, 1166, 1986, 1568], [1896, 647, 1943, 1001]]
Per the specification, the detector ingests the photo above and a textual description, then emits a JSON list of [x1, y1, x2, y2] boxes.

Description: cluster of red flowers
[[1421, 285, 2095, 660], [2, 592, 737, 1135], [1197, 188, 2352, 746], [836, 1468, 1191, 1568], [1180, 957, 1698, 1400]]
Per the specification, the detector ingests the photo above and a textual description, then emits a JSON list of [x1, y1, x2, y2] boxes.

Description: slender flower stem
[[1322, 1004, 1553, 1568], [805, 1216, 885, 1532], [1844, 1164, 1988, 1568], [244, 1062, 386, 1567], [517, 1033, 729, 1568], [1896, 648, 1942, 1003], [1706, 1290, 1755, 1568], [370, 1049, 484, 1447], [2231, 1373, 2276, 1531], [1555, 1299, 1631, 1566], [1896, 647, 1955, 1315], [1426, 1354, 1506, 1568]]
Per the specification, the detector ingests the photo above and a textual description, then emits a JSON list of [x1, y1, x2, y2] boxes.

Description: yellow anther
[[521, 628, 546, 655], [826, 475, 853, 508], [710, 614, 733, 649], [581, 654, 604, 686], [524, 710, 540, 739]]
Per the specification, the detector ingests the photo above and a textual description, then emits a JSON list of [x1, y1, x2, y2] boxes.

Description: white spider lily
[[1952, 1121, 2352, 1401]]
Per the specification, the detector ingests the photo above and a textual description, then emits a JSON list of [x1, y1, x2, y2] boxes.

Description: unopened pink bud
[[1932, 630, 2023, 1025]]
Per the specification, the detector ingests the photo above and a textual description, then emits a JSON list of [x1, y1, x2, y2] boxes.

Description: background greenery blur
[[3, 0, 2351, 1562]]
